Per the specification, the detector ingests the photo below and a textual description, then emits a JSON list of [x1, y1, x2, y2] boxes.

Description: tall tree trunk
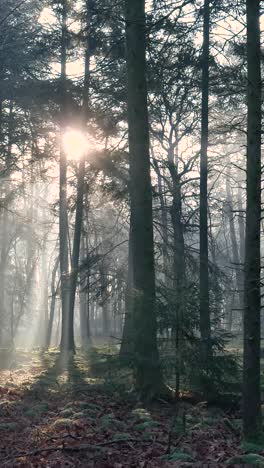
[[199, 0, 211, 361], [68, 157, 85, 340], [152, 156, 169, 281], [120, 227, 134, 359], [125, 0, 163, 398], [167, 137, 185, 398], [226, 168, 244, 313], [46, 256, 60, 349], [39, 240, 49, 348], [59, 0, 72, 353], [0, 101, 13, 344], [67, 0, 92, 347], [79, 236, 91, 346], [100, 266, 109, 336], [237, 183, 245, 265], [243, 0, 262, 440], [0, 208, 8, 345]]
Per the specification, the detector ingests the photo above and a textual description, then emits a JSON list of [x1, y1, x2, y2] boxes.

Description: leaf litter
[[0, 350, 259, 467]]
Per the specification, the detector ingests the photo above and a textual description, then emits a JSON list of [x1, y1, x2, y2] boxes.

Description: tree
[[68, 0, 92, 344], [199, 0, 212, 361], [58, 0, 72, 353], [243, 0, 262, 440], [124, 0, 164, 398]]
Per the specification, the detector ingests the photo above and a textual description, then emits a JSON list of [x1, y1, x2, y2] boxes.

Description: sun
[[62, 129, 89, 159]]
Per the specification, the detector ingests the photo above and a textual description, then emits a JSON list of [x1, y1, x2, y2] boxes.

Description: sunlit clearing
[[63, 130, 90, 159]]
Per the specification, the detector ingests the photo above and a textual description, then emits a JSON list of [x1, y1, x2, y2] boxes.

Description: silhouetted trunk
[[100, 267, 109, 336], [125, 0, 163, 398], [0, 209, 7, 345], [67, 0, 92, 348], [152, 157, 169, 280], [0, 102, 13, 344], [59, 0, 72, 353], [226, 169, 244, 313], [46, 256, 59, 349], [237, 184, 245, 265], [40, 240, 49, 348], [167, 135, 185, 398], [79, 237, 91, 347], [243, 0, 262, 440], [68, 157, 85, 338], [199, 0, 211, 360], [120, 228, 134, 359]]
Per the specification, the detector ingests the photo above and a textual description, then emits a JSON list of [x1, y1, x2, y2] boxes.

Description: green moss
[[24, 402, 49, 418], [134, 420, 159, 431], [0, 422, 19, 431], [241, 440, 264, 453], [227, 454, 264, 467], [52, 418, 75, 429], [99, 414, 126, 430], [131, 408, 152, 422], [60, 408, 74, 418]]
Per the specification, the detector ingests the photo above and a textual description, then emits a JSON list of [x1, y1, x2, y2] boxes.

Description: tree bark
[[67, 0, 92, 349], [46, 256, 60, 349], [226, 168, 244, 314], [168, 153, 185, 398], [237, 183, 245, 265], [125, 0, 163, 398], [243, 0, 262, 440], [152, 156, 169, 281], [59, 0, 72, 353], [120, 227, 134, 359], [79, 236, 91, 347], [68, 157, 85, 341], [199, 0, 211, 361]]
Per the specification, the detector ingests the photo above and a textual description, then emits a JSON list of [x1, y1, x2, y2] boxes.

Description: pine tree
[[243, 0, 262, 441], [124, 0, 164, 399]]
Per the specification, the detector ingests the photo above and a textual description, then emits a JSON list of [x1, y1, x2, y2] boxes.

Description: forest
[[0, 0, 263, 466]]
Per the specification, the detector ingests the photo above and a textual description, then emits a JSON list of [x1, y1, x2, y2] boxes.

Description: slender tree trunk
[[167, 137, 185, 398], [199, 0, 211, 360], [100, 267, 109, 337], [226, 169, 244, 313], [125, 0, 163, 398], [59, 0, 72, 353], [243, 0, 262, 440], [67, 0, 92, 348], [120, 227, 134, 358], [40, 240, 49, 348], [171, 181, 185, 398], [68, 157, 85, 339], [152, 156, 169, 281], [0, 102, 13, 344], [0, 209, 7, 345], [237, 183, 245, 265], [79, 236, 91, 346], [46, 256, 59, 349]]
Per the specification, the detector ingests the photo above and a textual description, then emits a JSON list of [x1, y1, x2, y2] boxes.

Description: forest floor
[[0, 347, 263, 467]]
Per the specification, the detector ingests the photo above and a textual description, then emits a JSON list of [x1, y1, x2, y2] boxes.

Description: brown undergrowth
[[0, 348, 257, 467]]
